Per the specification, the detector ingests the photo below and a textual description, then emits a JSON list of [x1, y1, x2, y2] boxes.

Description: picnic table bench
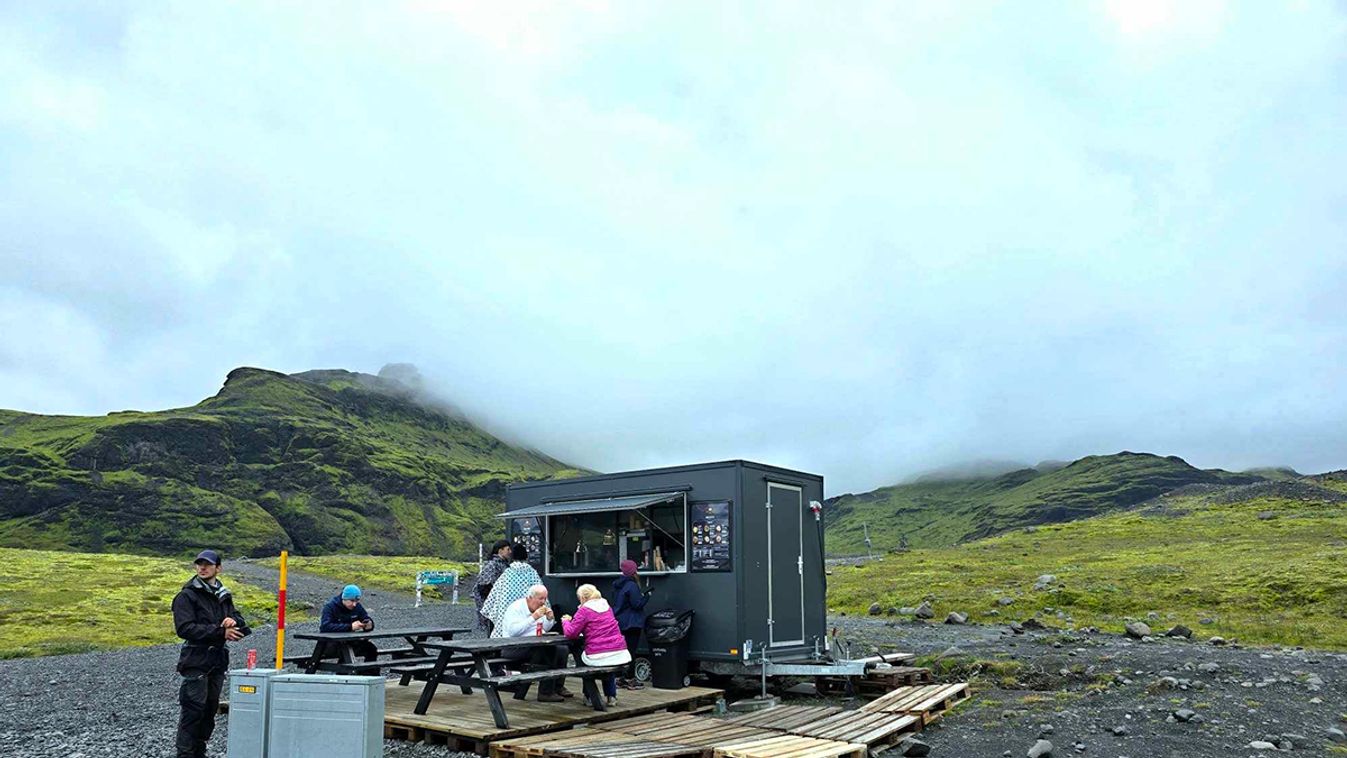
[[289, 626, 469, 675], [415, 636, 626, 728]]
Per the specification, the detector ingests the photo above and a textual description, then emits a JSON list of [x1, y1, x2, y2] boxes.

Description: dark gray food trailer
[[501, 460, 842, 679]]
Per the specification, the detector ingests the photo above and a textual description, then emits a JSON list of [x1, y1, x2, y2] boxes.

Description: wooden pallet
[[787, 709, 921, 747], [859, 683, 970, 724], [381, 677, 722, 752], [591, 712, 782, 749], [490, 727, 702, 758], [712, 734, 868, 758], [814, 665, 933, 697], [720, 705, 844, 730]]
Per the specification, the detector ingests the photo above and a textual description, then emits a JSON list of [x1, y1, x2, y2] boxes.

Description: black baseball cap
[[194, 549, 222, 565]]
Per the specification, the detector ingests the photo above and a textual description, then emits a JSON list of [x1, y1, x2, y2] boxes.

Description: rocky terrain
[[833, 616, 1347, 757]]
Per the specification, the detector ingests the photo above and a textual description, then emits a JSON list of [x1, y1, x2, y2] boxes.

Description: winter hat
[[341, 584, 362, 600], [620, 560, 638, 577]]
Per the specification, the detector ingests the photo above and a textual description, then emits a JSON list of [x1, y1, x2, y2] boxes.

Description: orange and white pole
[[275, 550, 288, 669]]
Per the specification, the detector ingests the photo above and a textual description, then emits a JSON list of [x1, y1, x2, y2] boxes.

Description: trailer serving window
[[503, 492, 688, 576]]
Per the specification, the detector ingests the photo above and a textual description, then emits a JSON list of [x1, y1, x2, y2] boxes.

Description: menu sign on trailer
[[510, 517, 543, 570], [690, 500, 731, 572]]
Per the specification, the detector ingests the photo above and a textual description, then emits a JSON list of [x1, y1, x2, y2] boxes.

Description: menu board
[[690, 500, 732, 572], [509, 517, 544, 570]]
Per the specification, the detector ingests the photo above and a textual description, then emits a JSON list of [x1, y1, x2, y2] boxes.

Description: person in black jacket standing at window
[[172, 549, 251, 758]]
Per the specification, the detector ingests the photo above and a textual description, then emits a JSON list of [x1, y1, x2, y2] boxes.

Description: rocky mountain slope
[[824, 452, 1264, 554], [0, 366, 586, 558]]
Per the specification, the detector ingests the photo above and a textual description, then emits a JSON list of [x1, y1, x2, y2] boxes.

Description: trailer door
[[766, 482, 804, 647]]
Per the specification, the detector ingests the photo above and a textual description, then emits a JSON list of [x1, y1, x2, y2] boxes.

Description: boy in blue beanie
[[317, 584, 378, 665]]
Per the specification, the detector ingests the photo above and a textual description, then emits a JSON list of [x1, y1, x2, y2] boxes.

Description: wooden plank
[[721, 705, 842, 730], [713, 734, 867, 758]]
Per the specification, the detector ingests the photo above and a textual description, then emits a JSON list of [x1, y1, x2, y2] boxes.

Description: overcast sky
[[2, 1, 1345, 494]]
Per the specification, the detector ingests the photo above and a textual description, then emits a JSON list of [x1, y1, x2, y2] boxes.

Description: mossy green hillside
[[0, 367, 587, 559], [0, 547, 281, 659], [825, 452, 1262, 554], [259, 554, 472, 601], [828, 487, 1347, 649]]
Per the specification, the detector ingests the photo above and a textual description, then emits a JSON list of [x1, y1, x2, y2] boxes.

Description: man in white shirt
[[497, 584, 572, 702]]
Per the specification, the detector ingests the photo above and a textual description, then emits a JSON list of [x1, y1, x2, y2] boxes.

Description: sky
[[1, 1, 1345, 494]]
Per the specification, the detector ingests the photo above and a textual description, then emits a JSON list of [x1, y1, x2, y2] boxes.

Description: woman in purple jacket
[[561, 583, 631, 706]]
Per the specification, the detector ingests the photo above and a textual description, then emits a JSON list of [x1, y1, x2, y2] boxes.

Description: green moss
[[259, 554, 471, 600], [829, 494, 1347, 649], [0, 547, 286, 659]]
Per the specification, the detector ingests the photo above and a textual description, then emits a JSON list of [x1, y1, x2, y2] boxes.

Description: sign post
[[415, 570, 458, 608], [275, 550, 288, 669]]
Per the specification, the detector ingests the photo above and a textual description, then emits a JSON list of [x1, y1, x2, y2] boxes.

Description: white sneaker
[[606, 696, 617, 707]]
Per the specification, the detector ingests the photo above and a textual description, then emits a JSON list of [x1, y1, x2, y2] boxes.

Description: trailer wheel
[[632, 656, 652, 683]]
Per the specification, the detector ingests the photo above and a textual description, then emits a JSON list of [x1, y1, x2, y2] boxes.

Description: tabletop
[[421, 635, 573, 653], [293, 626, 468, 642]]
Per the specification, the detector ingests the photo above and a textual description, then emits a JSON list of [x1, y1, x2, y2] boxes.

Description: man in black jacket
[[172, 549, 251, 758]]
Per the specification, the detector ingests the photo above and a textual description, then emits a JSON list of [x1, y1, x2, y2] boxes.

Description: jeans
[[176, 668, 224, 758]]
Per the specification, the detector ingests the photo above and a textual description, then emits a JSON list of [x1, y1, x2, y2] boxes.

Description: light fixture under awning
[[498, 491, 683, 519]]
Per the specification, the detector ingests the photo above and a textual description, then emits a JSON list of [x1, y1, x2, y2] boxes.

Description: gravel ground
[[6, 569, 1347, 758], [832, 615, 1347, 757]]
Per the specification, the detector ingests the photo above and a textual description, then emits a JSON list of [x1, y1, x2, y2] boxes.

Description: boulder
[[998, 596, 1016, 606], [1021, 618, 1047, 630], [1033, 575, 1057, 591], [1166, 624, 1193, 638], [945, 611, 969, 625], [868, 602, 882, 616], [1027, 739, 1054, 758], [914, 601, 935, 620], [899, 736, 931, 756], [1124, 621, 1151, 639], [1328, 728, 1346, 743]]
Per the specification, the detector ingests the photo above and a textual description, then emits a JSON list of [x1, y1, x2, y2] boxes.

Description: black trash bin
[[645, 609, 694, 690]]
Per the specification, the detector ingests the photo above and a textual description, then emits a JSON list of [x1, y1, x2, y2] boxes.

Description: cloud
[[1, 1, 1346, 492]]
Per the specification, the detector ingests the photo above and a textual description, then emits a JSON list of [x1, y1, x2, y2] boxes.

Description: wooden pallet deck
[[859, 682, 970, 724], [721, 705, 844, 730], [382, 678, 722, 753], [814, 665, 934, 696], [712, 734, 868, 758], [476, 678, 969, 757], [593, 712, 784, 749], [490, 727, 703, 758]]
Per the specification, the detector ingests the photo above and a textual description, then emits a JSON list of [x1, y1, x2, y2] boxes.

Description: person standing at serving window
[[612, 559, 650, 689]]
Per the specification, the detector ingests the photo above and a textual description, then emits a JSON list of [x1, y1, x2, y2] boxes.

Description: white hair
[[526, 584, 549, 599]]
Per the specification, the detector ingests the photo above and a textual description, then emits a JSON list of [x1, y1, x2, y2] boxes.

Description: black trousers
[[314, 639, 379, 663], [176, 668, 224, 758], [505, 645, 568, 695], [622, 628, 642, 679]]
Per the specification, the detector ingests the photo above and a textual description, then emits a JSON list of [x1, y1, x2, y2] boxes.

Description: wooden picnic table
[[413, 635, 625, 728], [291, 626, 469, 675]]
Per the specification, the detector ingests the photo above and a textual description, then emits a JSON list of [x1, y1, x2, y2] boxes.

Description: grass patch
[[0, 547, 282, 659], [829, 494, 1347, 649], [258, 554, 472, 601]]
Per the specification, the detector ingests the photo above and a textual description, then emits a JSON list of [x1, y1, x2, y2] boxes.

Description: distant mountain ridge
[[0, 366, 587, 558], [824, 451, 1270, 554]]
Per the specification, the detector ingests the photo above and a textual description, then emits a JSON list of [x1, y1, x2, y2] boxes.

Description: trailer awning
[[498, 491, 683, 519]]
